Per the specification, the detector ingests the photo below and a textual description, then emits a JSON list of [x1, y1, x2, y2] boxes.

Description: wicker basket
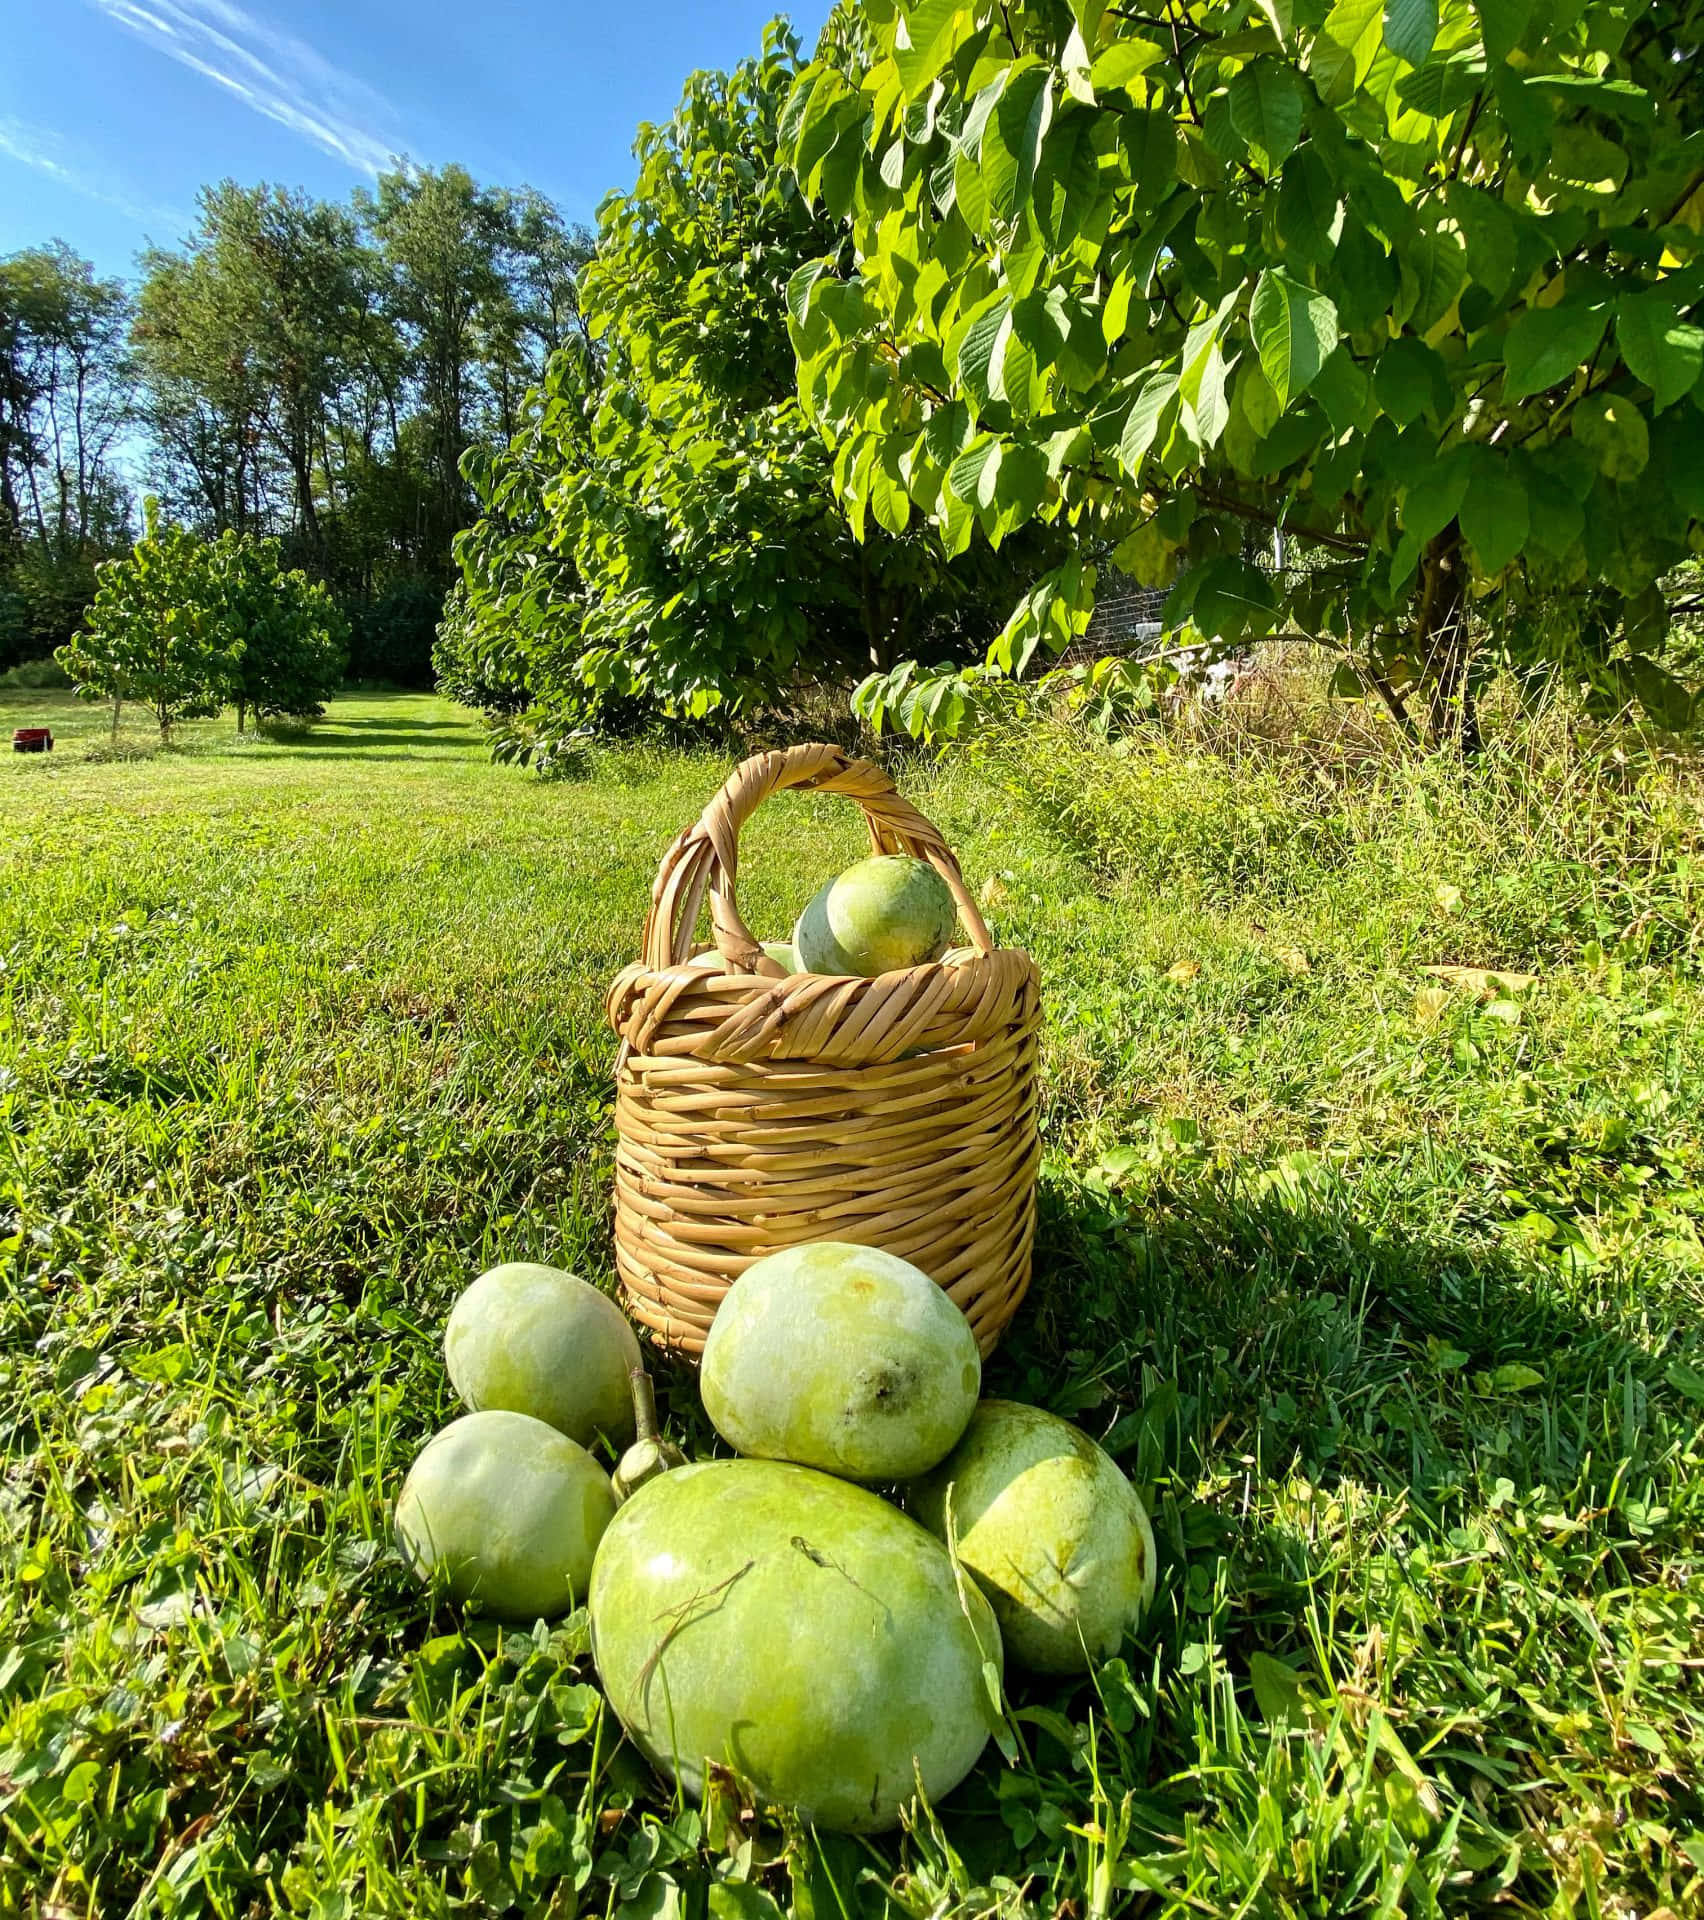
[[605, 743, 1041, 1358]]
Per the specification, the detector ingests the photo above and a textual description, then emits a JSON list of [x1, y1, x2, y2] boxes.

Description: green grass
[[3, 690, 1702, 1917]]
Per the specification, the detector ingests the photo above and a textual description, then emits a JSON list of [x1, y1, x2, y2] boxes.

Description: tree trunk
[[236, 700, 246, 734], [291, 425, 321, 548], [1418, 527, 1478, 752], [110, 691, 122, 739]]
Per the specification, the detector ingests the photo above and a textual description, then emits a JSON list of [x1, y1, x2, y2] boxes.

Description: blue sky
[[0, 0, 832, 279]]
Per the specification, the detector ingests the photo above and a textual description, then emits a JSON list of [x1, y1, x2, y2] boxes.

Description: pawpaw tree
[[58, 500, 243, 739], [449, 18, 1060, 748], [59, 503, 346, 737], [782, 0, 1704, 743]]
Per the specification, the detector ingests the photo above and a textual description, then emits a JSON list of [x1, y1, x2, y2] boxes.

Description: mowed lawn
[[3, 688, 1702, 1917]]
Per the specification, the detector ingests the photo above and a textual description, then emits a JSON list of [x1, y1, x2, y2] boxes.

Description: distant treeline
[[0, 168, 592, 683]]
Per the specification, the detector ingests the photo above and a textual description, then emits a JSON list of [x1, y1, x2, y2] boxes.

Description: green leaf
[[1488, 1363, 1542, 1394], [1459, 458, 1528, 573], [955, 296, 1011, 410], [992, 440, 1050, 528], [1185, 345, 1231, 446], [778, 68, 828, 165], [1091, 37, 1167, 94], [960, 69, 1008, 155], [1443, 182, 1517, 302], [1404, 451, 1473, 541], [1192, 556, 1277, 638], [1660, 409, 1704, 514], [1229, 60, 1304, 170], [1523, 465, 1584, 558], [982, 64, 1054, 223], [1383, 0, 1437, 64], [1374, 336, 1449, 425], [988, 305, 1038, 413], [1062, 20, 1096, 105], [785, 258, 833, 333], [1310, 346, 1371, 433], [1398, 50, 1485, 118], [1547, 124, 1629, 200], [1401, 224, 1467, 333], [894, 0, 971, 98], [1249, 1651, 1316, 1725], [790, 77, 860, 200], [1070, 0, 1110, 48], [1493, 68, 1554, 166], [1616, 293, 1704, 414], [1126, 183, 1194, 293], [1237, 357, 1281, 437], [947, 435, 1001, 509], [953, 143, 990, 232], [1502, 300, 1611, 401], [1531, 74, 1657, 123], [1119, 371, 1179, 474], [1179, 289, 1237, 404], [1247, 400, 1326, 476], [1665, 1359, 1704, 1406], [1103, 271, 1137, 346], [1329, 219, 1398, 334], [1629, 660, 1694, 731], [710, 1886, 786, 1920], [923, 400, 972, 465], [1275, 149, 1342, 265], [817, 122, 866, 220], [1034, 109, 1105, 252], [1201, 90, 1241, 165], [1474, 0, 1531, 63], [1111, 517, 1177, 583], [1120, 107, 1178, 206], [1390, 450, 1469, 582], [1310, 0, 1385, 103], [1572, 392, 1649, 481], [1250, 269, 1339, 410], [868, 458, 911, 535]]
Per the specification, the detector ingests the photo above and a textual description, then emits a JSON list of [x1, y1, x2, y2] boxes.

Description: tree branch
[[1164, 0, 1203, 126], [1448, 92, 1485, 182], [1190, 484, 1371, 557]]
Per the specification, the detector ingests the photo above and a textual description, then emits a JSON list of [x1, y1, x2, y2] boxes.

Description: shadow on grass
[[237, 712, 483, 758], [995, 1163, 1686, 1516]]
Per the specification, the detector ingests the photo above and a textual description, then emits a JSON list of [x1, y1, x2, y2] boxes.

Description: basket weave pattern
[[606, 745, 1041, 1357]]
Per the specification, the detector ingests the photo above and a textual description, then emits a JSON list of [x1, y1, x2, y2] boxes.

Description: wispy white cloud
[[0, 116, 190, 232], [83, 0, 404, 176]]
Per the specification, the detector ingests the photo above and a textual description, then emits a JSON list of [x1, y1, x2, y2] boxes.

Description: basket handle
[[641, 744, 995, 972]]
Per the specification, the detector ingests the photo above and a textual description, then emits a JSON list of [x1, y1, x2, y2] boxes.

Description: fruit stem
[[629, 1366, 659, 1446]]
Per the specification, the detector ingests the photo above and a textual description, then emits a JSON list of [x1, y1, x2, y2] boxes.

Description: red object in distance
[[12, 728, 53, 752]]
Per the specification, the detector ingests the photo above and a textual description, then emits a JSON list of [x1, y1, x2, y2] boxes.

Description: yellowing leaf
[[1489, 1362, 1544, 1392], [1413, 985, 1452, 1025], [1419, 964, 1538, 997], [1165, 959, 1201, 984]]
